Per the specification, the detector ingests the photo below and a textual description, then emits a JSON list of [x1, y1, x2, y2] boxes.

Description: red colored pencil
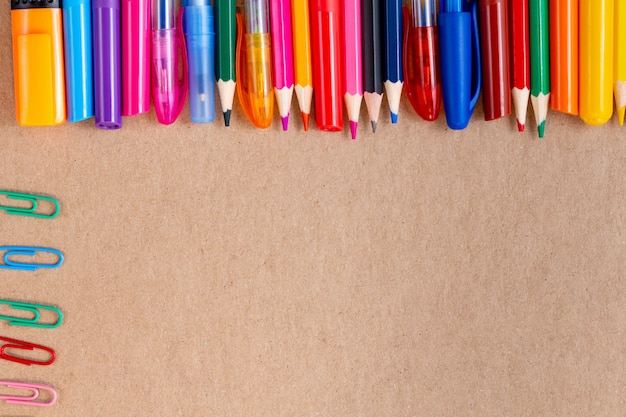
[[511, 0, 530, 131]]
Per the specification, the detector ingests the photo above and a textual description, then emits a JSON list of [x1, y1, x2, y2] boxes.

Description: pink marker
[[270, 0, 295, 130], [343, 0, 363, 139], [122, 0, 151, 116]]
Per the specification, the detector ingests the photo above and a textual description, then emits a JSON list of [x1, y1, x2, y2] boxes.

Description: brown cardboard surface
[[1, 7, 625, 417]]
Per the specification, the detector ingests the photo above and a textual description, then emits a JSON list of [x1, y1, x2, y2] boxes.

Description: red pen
[[403, 0, 441, 121], [478, 0, 511, 121], [310, 0, 343, 131]]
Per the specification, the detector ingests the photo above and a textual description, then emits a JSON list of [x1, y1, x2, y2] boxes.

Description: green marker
[[215, 0, 237, 126], [529, 0, 550, 138]]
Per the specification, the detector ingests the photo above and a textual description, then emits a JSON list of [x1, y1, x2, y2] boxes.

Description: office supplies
[[403, 0, 441, 121], [478, 0, 510, 121], [549, 0, 578, 115], [93, 0, 122, 129], [311, 0, 343, 131], [0, 191, 60, 219], [122, 0, 151, 116], [63, 0, 94, 122], [11, 0, 66, 126], [0, 381, 57, 406], [580, 0, 614, 126], [152, 0, 189, 125], [236, 0, 274, 128], [270, 0, 295, 130], [343, 0, 363, 139], [291, 0, 314, 130], [511, 0, 530, 130], [0, 336, 56, 366], [616, 0, 626, 125], [184, 0, 216, 123], [439, 0, 481, 130], [529, 0, 550, 137], [0, 300, 63, 329], [384, 0, 403, 123], [215, 0, 237, 126], [362, 0, 384, 132], [0, 246, 64, 271]]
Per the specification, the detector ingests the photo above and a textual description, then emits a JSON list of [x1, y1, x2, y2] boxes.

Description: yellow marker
[[615, 0, 626, 125], [580, 0, 614, 126], [290, 0, 313, 130]]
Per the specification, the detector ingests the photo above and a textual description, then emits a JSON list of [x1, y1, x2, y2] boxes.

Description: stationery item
[[384, 0, 403, 123], [0, 336, 56, 366], [0, 246, 64, 271], [511, 0, 531, 130], [63, 0, 94, 122], [183, 0, 216, 123], [343, 0, 363, 139], [0, 381, 57, 407], [362, 0, 384, 132], [310, 0, 343, 131], [0, 300, 63, 329], [616, 0, 626, 125], [291, 0, 314, 130], [152, 0, 189, 125], [438, 0, 481, 130], [0, 191, 60, 219], [477, 0, 510, 121], [403, 0, 441, 121], [270, 0, 295, 130], [235, 0, 274, 128], [93, 0, 122, 129], [529, 0, 550, 137], [215, 0, 237, 126], [549, 0, 578, 115], [580, 0, 614, 126], [122, 0, 151, 116], [11, 0, 66, 126]]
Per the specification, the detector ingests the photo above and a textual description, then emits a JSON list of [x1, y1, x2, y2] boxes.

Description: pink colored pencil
[[343, 0, 363, 139], [270, 0, 295, 130]]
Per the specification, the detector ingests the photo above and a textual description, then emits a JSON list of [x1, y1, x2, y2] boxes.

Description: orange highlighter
[[11, 0, 66, 126]]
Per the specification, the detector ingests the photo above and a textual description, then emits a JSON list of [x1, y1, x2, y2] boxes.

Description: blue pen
[[183, 0, 216, 123], [384, 0, 403, 123], [62, 0, 94, 122], [438, 0, 481, 130]]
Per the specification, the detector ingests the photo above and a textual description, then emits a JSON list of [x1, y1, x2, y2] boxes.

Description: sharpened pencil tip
[[537, 121, 545, 138], [371, 121, 377, 133], [301, 112, 310, 131], [350, 121, 357, 139], [281, 115, 289, 131], [390, 112, 398, 124], [223, 110, 231, 127], [517, 121, 525, 132]]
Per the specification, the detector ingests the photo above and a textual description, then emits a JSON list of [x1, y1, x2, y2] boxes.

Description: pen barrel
[[122, 0, 151, 116], [184, 6, 216, 123], [245, 33, 274, 124], [93, 0, 122, 129], [152, 29, 185, 124], [404, 25, 441, 121]]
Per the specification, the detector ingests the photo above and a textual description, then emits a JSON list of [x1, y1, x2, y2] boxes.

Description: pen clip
[[0, 381, 58, 407], [0, 300, 63, 329], [0, 336, 56, 366], [0, 246, 64, 271], [0, 191, 60, 219]]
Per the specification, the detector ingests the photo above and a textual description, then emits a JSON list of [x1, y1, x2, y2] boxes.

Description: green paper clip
[[0, 191, 60, 219], [0, 300, 63, 329]]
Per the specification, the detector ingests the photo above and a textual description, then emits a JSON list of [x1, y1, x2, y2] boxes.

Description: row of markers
[[0, 191, 64, 408]]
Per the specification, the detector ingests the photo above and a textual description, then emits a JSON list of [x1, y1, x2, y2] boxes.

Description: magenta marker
[[93, 0, 122, 129]]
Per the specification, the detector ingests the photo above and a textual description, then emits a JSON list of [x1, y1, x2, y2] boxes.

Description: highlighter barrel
[[122, 0, 151, 116]]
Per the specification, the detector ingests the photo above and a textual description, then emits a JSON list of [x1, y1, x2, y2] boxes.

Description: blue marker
[[384, 0, 403, 123], [439, 0, 481, 130], [62, 0, 94, 123], [183, 0, 216, 123]]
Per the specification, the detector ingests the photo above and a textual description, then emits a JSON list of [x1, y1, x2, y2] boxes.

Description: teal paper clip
[[0, 246, 64, 271], [0, 300, 63, 329], [0, 191, 60, 219]]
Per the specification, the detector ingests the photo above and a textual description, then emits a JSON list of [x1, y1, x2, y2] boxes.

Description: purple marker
[[93, 0, 122, 129]]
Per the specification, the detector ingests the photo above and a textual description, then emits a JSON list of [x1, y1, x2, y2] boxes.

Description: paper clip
[[0, 336, 56, 366], [0, 381, 57, 407], [0, 300, 63, 329], [0, 191, 60, 219], [0, 246, 64, 271]]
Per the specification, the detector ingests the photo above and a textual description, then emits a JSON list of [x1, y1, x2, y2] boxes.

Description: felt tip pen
[[438, 0, 481, 130], [183, 0, 216, 123], [403, 0, 441, 121], [122, 0, 151, 116], [63, 0, 94, 123], [215, 0, 237, 126], [93, 0, 122, 129], [11, 0, 66, 126], [270, 0, 295, 131], [151, 0, 189, 125], [236, 0, 274, 128]]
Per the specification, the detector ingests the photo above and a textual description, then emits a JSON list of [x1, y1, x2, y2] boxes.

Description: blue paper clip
[[0, 300, 63, 329], [0, 191, 60, 219], [0, 246, 64, 271]]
